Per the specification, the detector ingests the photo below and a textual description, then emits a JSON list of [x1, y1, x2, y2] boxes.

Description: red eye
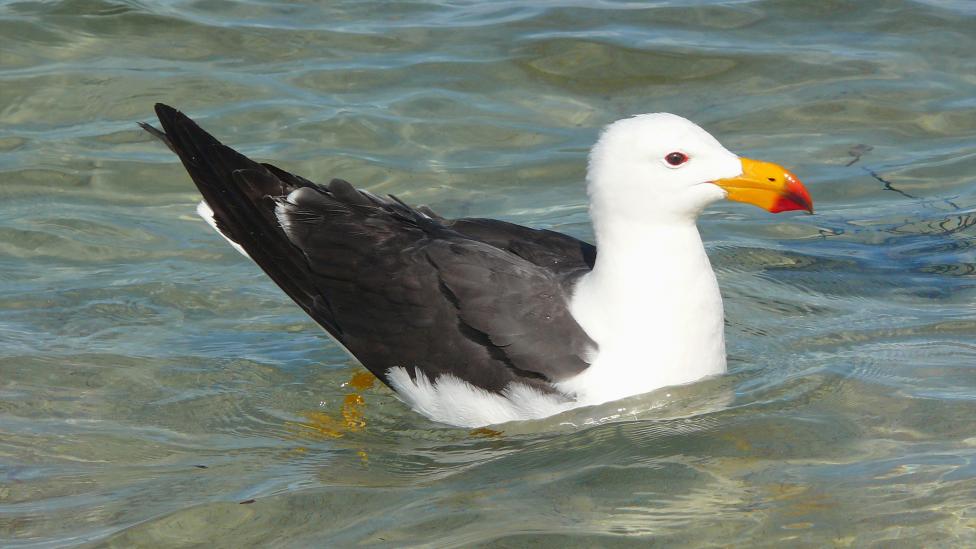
[[665, 152, 689, 166]]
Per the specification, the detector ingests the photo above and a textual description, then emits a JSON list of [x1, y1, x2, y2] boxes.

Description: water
[[2, 0, 976, 546]]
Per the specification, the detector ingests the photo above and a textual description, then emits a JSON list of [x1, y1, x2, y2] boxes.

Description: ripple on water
[[2, 0, 976, 546]]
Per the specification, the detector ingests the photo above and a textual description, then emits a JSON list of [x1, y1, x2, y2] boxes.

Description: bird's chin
[[682, 182, 731, 217]]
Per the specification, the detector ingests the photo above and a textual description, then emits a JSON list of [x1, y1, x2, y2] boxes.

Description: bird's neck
[[564, 216, 727, 405]]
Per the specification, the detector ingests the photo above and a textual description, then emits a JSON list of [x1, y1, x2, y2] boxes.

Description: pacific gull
[[142, 103, 813, 427]]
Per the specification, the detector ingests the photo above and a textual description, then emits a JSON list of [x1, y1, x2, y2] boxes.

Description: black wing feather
[[151, 104, 343, 336], [445, 218, 596, 276], [145, 103, 596, 394]]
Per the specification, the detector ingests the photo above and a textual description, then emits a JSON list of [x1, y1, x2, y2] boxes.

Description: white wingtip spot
[[196, 200, 250, 259]]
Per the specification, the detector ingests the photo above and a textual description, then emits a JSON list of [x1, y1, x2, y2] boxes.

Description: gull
[[142, 104, 812, 428]]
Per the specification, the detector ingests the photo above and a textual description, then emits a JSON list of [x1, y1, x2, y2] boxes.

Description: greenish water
[[2, 0, 976, 546]]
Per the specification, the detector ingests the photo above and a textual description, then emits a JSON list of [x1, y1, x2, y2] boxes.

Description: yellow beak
[[713, 157, 813, 214]]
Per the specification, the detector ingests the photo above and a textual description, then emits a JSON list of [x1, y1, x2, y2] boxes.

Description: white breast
[[557, 223, 727, 406]]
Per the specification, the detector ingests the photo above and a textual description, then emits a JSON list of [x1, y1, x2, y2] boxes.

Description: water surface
[[2, 0, 976, 546]]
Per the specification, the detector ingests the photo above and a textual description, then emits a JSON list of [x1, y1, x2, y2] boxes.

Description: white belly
[[386, 367, 576, 428]]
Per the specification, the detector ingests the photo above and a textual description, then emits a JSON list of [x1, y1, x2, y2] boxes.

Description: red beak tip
[[770, 195, 815, 214]]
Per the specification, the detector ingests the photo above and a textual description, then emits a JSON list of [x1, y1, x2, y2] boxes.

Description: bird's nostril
[[767, 177, 776, 182]]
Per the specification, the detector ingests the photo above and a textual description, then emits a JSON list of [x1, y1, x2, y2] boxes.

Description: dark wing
[[443, 218, 596, 278], [146, 103, 595, 393], [412, 208, 595, 277]]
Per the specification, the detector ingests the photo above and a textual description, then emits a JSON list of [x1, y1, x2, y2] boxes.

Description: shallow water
[[2, 0, 976, 546]]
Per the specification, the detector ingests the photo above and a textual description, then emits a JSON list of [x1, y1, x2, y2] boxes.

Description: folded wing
[[149, 103, 596, 395]]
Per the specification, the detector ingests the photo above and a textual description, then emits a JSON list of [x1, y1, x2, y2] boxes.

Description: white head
[[586, 113, 812, 228]]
